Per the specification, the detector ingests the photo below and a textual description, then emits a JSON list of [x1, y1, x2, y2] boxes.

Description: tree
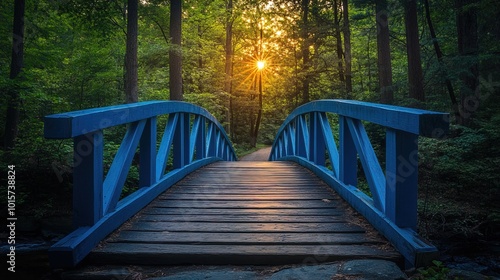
[[376, 0, 393, 104], [125, 0, 138, 103], [170, 0, 183, 100], [224, 0, 234, 135], [403, 0, 425, 102], [334, 0, 345, 84], [300, 0, 311, 104], [423, 0, 459, 119], [455, 0, 479, 125], [4, 0, 25, 149], [342, 0, 353, 95]]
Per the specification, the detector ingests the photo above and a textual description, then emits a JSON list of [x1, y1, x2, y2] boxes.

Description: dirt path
[[239, 146, 272, 161]]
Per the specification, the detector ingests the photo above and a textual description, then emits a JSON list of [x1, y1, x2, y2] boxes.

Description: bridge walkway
[[88, 161, 401, 266]]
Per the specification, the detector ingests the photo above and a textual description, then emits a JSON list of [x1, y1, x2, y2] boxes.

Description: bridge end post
[[73, 132, 104, 227], [385, 129, 419, 229]]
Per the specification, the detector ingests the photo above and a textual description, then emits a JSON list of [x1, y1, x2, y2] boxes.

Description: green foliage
[[419, 123, 500, 192], [415, 260, 450, 280]]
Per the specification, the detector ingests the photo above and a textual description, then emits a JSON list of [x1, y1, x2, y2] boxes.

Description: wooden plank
[[180, 179, 324, 184], [142, 207, 344, 216], [90, 243, 401, 265], [150, 200, 338, 209], [136, 214, 347, 223], [169, 189, 334, 195], [127, 221, 365, 233], [111, 231, 382, 245], [173, 184, 329, 189], [157, 194, 338, 200]]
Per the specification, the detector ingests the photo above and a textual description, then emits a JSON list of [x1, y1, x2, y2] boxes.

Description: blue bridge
[[43, 99, 448, 269]]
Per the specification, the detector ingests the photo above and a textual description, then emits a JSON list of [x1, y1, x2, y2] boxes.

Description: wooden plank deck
[[89, 161, 401, 265]]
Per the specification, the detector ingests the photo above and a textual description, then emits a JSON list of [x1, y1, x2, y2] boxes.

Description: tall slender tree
[[224, 0, 234, 135], [404, 0, 425, 102], [125, 0, 138, 103], [455, 0, 479, 125], [424, 0, 459, 119], [376, 0, 393, 104], [342, 0, 352, 95], [170, 0, 183, 100], [334, 0, 345, 84], [300, 0, 311, 104], [4, 0, 25, 149]]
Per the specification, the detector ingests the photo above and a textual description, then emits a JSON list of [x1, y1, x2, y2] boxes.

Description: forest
[[1, 0, 500, 276]]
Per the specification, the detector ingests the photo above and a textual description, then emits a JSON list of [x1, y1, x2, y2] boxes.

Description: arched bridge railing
[[269, 99, 449, 267], [44, 101, 236, 268]]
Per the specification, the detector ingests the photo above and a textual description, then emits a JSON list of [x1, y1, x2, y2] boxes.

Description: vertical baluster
[[207, 123, 216, 157], [73, 131, 104, 227], [196, 117, 206, 160], [287, 124, 295, 156], [385, 129, 418, 229], [339, 116, 357, 187], [309, 112, 326, 166], [173, 113, 190, 168], [140, 117, 157, 188], [296, 116, 308, 158]]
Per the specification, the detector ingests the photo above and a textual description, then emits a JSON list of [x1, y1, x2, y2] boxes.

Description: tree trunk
[[334, 0, 345, 84], [424, 0, 459, 120], [224, 0, 233, 135], [404, 0, 425, 102], [342, 0, 352, 95], [169, 0, 183, 101], [455, 0, 479, 126], [4, 0, 25, 150], [125, 0, 138, 103], [376, 0, 394, 104], [301, 0, 311, 104]]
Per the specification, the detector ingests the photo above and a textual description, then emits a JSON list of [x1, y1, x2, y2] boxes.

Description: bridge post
[[207, 123, 216, 157], [295, 116, 308, 158], [195, 117, 206, 160], [309, 112, 326, 166], [385, 129, 419, 229], [140, 117, 157, 188], [73, 132, 104, 227], [339, 116, 357, 187], [174, 113, 191, 168]]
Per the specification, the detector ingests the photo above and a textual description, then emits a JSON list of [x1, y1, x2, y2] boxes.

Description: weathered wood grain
[[90, 161, 400, 265], [158, 194, 338, 200], [142, 207, 344, 216], [137, 214, 347, 223], [111, 231, 382, 245], [150, 200, 338, 209], [91, 243, 400, 265], [127, 221, 365, 233]]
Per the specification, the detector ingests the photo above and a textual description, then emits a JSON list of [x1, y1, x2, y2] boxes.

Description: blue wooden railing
[[44, 101, 236, 268], [269, 99, 449, 267]]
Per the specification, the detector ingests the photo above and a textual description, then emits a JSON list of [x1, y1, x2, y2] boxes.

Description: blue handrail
[[269, 99, 449, 267], [44, 101, 236, 268]]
